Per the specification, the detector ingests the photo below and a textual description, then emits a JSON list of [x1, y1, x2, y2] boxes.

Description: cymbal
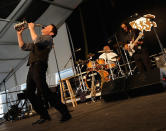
[[75, 59, 87, 65], [98, 50, 113, 53]]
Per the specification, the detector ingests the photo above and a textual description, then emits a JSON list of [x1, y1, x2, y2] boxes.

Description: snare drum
[[96, 58, 106, 70], [106, 61, 116, 69], [87, 61, 97, 70]]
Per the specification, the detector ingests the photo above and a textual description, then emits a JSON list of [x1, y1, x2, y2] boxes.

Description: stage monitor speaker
[[127, 68, 166, 88], [101, 77, 129, 102], [101, 68, 166, 101], [127, 68, 166, 97], [155, 54, 166, 68]]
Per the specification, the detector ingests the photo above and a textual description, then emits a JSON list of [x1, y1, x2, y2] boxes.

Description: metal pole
[[3, 81, 9, 113], [66, 24, 77, 75], [153, 27, 166, 62], [114, 33, 129, 76], [122, 49, 133, 75], [52, 46, 62, 85]]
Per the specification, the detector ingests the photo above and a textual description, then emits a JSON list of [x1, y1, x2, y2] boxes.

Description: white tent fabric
[[0, 0, 82, 90]]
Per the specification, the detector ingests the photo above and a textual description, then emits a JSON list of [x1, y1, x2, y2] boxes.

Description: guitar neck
[[133, 33, 143, 45]]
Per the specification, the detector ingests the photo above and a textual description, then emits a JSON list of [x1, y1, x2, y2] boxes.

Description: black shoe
[[32, 117, 51, 125], [60, 114, 71, 122]]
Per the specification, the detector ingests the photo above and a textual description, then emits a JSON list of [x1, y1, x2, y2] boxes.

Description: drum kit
[[75, 50, 125, 99]]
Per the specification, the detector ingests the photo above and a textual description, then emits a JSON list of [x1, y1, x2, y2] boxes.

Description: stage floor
[[1, 91, 166, 131]]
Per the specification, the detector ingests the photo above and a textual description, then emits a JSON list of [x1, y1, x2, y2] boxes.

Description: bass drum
[[85, 70, 109, 91]]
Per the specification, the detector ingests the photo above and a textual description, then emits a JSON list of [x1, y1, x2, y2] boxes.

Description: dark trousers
[[133, 48, 152, 73], [24, 62, 69, 119]]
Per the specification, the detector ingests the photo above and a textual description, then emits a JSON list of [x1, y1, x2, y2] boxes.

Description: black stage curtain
[[66, 0, 166, 61]]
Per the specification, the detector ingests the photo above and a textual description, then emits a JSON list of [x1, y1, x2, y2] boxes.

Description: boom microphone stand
[[144, 15, 166, 63], [63, 48, 81, 70], [63, 54, 76, 76], [152, 27, 166, 63]]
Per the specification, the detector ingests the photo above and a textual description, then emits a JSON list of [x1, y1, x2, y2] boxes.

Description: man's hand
[[137, 41, 143, 45], [28, 23, 35, 29], [16, 27, 25, 35], [28, 22, 38, 42]]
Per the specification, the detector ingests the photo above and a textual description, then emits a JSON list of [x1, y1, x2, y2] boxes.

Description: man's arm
[[28, 23, 38, 42], [17, 29, 24, 48], [16, 28, 33, 51]]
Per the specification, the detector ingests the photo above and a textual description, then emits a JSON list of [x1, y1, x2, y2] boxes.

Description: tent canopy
[[0, 0, 82, 86]]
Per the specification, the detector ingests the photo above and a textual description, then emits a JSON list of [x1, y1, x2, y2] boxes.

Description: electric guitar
[[127, 32, 144, 56]]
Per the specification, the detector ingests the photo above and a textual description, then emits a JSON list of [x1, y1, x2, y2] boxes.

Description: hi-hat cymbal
[[98, 50, 113, 53], [75, 59, 87, 65]]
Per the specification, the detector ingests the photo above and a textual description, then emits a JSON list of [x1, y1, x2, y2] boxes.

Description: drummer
[[99, 45, 118, 64]]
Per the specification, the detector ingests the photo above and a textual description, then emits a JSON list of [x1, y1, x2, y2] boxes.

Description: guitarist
[[119, 22, 152, 73]]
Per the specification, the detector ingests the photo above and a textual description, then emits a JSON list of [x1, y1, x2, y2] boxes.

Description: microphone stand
[[63, 54, 73, 69], [114, 33, 129, 77], [52, 46, 65, 103], [105, 53, 114, 80], [122, 48, 133, 75], [63, 49, 87, 93], [3, 80, 9, 113], [114, 33, 130, 98], [63, 49, 81, 71], [63, 54, 77, 84], [152, 26, 166, 63], [143, 16, 166, 64]]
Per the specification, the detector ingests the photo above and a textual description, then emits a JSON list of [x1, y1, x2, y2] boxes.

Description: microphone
[[75, 48, 81, 52]]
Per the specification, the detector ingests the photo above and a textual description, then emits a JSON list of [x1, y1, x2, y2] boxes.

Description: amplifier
[[155, 54, 166, 68]]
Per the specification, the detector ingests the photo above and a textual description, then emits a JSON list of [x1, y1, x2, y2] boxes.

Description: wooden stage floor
[[1, 91, 166, 131]]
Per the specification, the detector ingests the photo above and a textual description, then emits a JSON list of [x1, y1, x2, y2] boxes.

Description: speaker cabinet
[[101, 77, 128, 101], [101, 68, 166, 101]]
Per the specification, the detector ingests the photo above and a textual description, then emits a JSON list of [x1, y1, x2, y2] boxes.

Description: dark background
[[66, 0, 166, 61], [1, 0, 165, 61]]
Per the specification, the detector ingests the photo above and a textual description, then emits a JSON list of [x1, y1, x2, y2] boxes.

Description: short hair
[[121, 21, 132, 30], [50, 24, 57, 38], [103, 45, 110, 50]]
